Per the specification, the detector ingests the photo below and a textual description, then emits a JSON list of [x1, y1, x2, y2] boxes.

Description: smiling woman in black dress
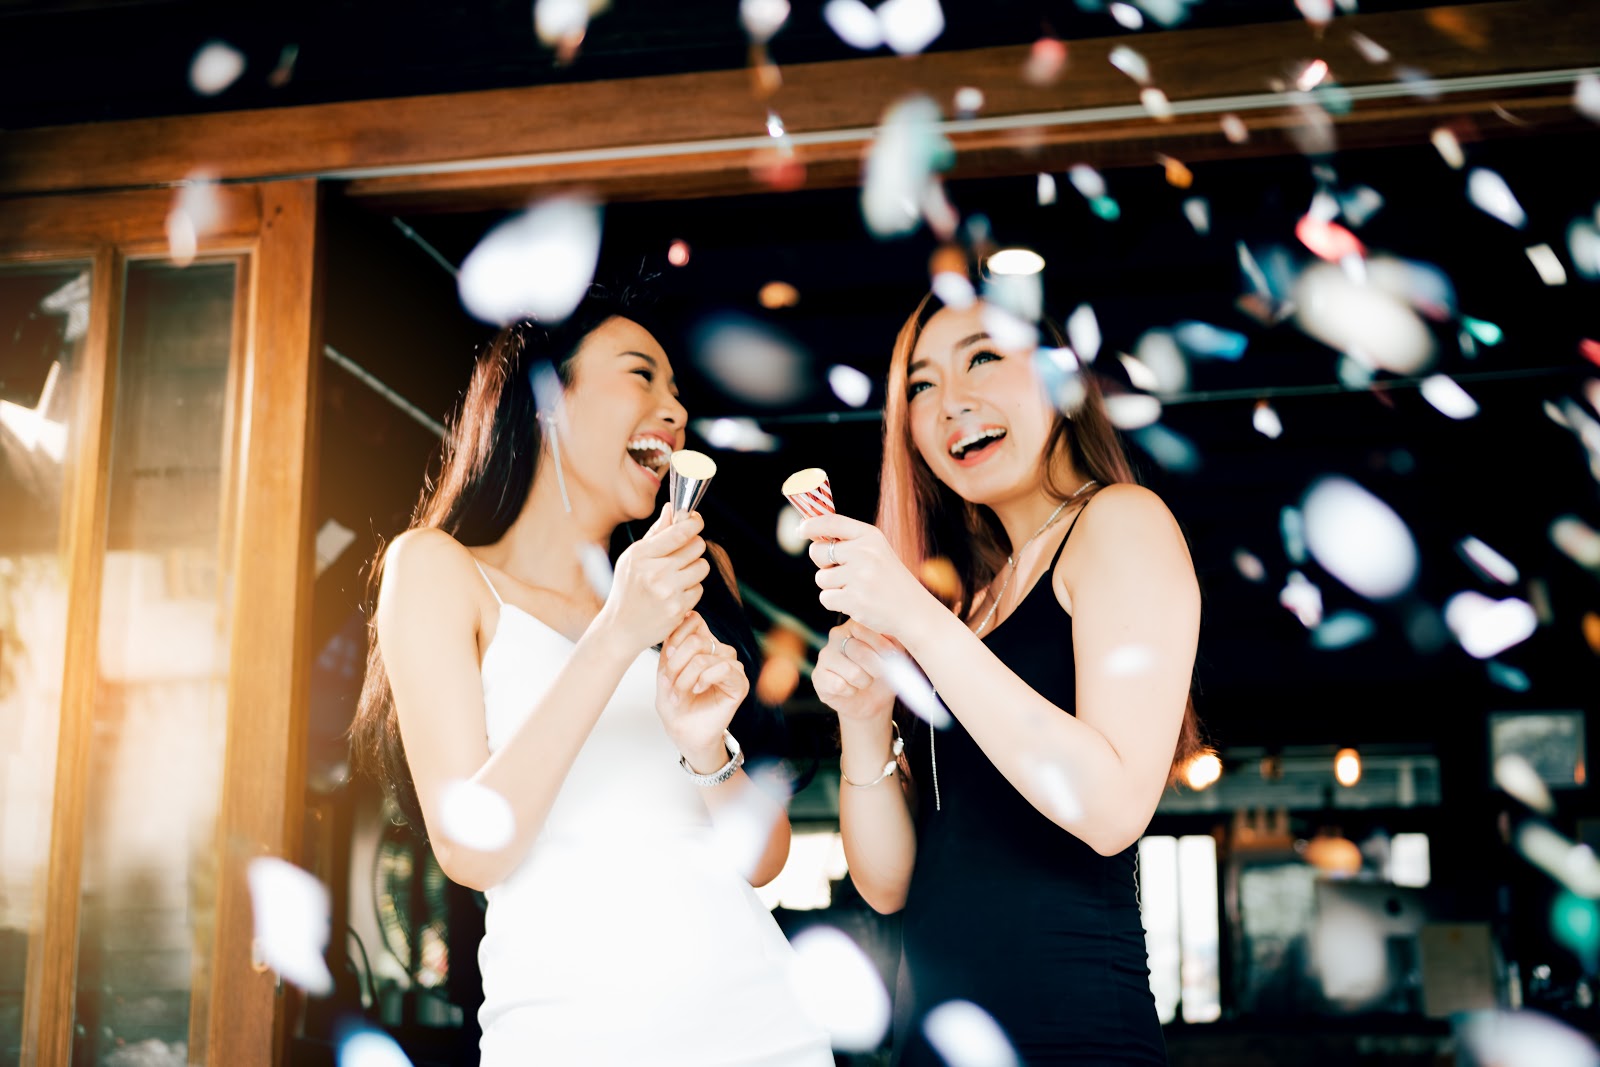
[[799, 293, 1204, 1065]]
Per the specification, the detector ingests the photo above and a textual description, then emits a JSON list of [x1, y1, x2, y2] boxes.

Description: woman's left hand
[[656, 611, 748, 767], [798, 513, 941, 642]]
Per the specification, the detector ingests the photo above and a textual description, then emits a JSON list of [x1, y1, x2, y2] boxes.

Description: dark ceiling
[[1, 0, 1443, 129], [309, 121, 1600, 760]]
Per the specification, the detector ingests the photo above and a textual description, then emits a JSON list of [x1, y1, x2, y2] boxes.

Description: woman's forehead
[[914, 303, 988, 359]]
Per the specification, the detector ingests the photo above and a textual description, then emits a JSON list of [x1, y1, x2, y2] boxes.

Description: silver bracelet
[[679, 730, 744, 787], [840, 721, 904, 788]]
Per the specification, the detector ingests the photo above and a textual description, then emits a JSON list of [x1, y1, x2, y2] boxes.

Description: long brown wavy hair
[[876, 293, 1205, 783]]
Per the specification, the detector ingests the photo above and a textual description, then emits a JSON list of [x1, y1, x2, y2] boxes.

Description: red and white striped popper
[[781, 467, 834, 521]]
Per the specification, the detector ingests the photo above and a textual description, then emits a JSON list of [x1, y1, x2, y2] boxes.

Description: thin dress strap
[[471, 558, 506, 605], [1046, 495, 1094, 570]]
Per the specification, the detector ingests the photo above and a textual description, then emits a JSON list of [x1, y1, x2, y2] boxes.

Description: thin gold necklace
[[930, 478, 1096, 812]]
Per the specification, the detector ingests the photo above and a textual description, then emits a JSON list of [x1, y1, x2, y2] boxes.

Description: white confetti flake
[[1118, 354, 1161, 393], [924, 1000, 1021, 1067], [1133, 329, 1188, 394], [438, 780, 516, 852], [741, 0, 791, 43], [1292, 260, 1436, 375], [861, 95, 948, 238], [247, 857, 333, 996], [1037, 172, 1058, 206], [1568, 220, 1600, 279], [1221, 113, 1249, 143], [1279, 570, 1323, 628], [578, 543, 614, 599], [1233, 549, 1267, 583], [1349, 32, 1390, 63], [828, 364, 873, 407], [1140, 87, 1174, 119], [1066, 303, 1100, 362], [1466, 168, 1527, 228], [190, 40, 245, 96], [1026, 759, 1084, 823], [1495, 753, 1554, 814], [776, 504, 808, 555], [1105, 393, 1163, 430], [1312, 610, 1375, 649], [823, 0, 885, 49], [1108, 45, 1150, 85], [1109, 2, 1144, 29], [1430, 127, 1465, 170], [1252, 400, 1283, 439], [458, 197, 601, 326], [1067, 164, 1106, 201], [1457, 536, 1519, 584], [1302, 476, 1418, 600], [1527, 243, 1568, 286], [931, 270, 976, 309], [338, 1029, 415, 1067], [1419, 374, 1478, 419], [1459, 1009, 1600, 1067], [1446, 591, 1537, 659], [693, 315, 810, 405], [1182, 196, 1210, 235], [877, 0, 944, 54], [879, 651, 951, 728], [693, 416, 779, 453], [954, 86, 985, 115], [789, 927, 892, 1051], [1576, 74, 1600, 122]]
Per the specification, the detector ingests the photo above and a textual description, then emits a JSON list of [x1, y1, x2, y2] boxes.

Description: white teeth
[[949, 428, 1006, 457], [625, 436, 672, 473]]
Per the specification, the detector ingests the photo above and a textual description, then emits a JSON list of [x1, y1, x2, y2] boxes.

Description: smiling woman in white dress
[[349, 287, 831, 1066]]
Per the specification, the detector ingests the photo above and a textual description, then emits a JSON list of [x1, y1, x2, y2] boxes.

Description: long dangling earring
[[539, 411, 574, 515]]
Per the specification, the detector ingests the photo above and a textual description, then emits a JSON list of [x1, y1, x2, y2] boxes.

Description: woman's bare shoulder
[[378, 528, 481, 615]]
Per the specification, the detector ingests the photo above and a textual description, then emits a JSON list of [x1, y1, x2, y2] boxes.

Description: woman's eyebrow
[[621, 349, 677, 389], [953, 332, 990, 351]]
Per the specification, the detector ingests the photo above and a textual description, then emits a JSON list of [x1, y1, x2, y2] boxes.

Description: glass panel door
[[70, 260, 239, 1066], [0, 262, 91, 1067]]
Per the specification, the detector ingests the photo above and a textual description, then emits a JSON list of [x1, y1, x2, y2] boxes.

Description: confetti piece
[[861, 95, 951, 238], [1349, 32, 1390, 63], [1089, 196, 1122, 221], [1339, 185, 1384, 227], [1461, 316, 1502, 345], [1182, 196, 1210, 234], [1109, 45, 1151, 85], [759, 280, 800, 308], [1527, 243, 1568, 286], [166, 171, 221, 268], [693, 314, 810, 406], [924, 1001, 1021, 1067], [1295, 0, 1333, 28], [1023, 36, 1068, 86], [1253, 400, 1283, 439], [1584, 612, 1600, 655], [578, 543, 613, 599], [1028, 758, 1086, 820], [741, 0, 791, 43], [1158, 154, 1193, 188], [1577, 74, 1600, 121], [1293, 260, 1436, 375], [1296, 59, 1330, 92], [1279, 570, 1323, 628], [535, 0, 603, 61], [1037, 172, 1058, 205], [1496, 753, 1554, 813], [1221, 113, 1249, 143], [878, 0, 945, 55], [1487, 660, 1531, 691], [954, 86, 984, 115], [1118, 354, 1161, 392], [458, 196, 601, 326], [1068, 164, 1106, 201], [1130, 423, 1200, 472], [1569, 220, 1600, 279], [1140, 87, 1174, 120], [1302, 476, 1418, 600], [931, 270, 976, 309], [1109, 2, 1144, 29], [338, 1029, 415, 1067], [1033, 348, 1086, 415], [667, 239, 690, 267], [190, 40, 245, 96], [1430, 127, 1465, 169], [879, 651, 951, 727], [1233, 549, 1267, 582], [776, 505, 808, 555], [1066, 303, 1101, 362], [1552, 516, 1600, 571], [790, 927, 892, 1051], [1105, 392, 1163, 431], [920, 556, 960, 601], [438, 780, 516, 852], [1583, 339, 1600, 368], [247, 858, 333, 995], [692, 417, 779, 453], [1459, 1008, 1600, 1067], [823, 0, 883, 49], [1174, 320, 1247, 360], [1281, 506, 1307, 564], [1419, 374, 1478, 419], [828, 365, 873, 407], [1313, 610, 1375, 649], [1134, 329, 1189, 392], [1446, 591, 1537, 659], [1466, 168, 1526, 228], [268, 44, 299, 89], [1457, 537, 1519, 584]]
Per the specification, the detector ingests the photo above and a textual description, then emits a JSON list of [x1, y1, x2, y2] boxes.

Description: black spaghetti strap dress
[[892, 507, 1167, 1066]]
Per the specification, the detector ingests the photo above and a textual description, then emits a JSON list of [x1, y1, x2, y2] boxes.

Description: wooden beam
[[204, 179, 322, 1067], [0, 0, 1592, 200], [0, 185, 262, 255], [21, 246, 122, 1067]]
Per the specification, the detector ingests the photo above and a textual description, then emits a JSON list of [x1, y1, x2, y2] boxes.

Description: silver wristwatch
[[679, 730, 744, 786]]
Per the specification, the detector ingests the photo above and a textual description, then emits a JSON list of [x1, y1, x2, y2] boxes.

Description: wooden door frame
[[0, 180, 321, 1067]]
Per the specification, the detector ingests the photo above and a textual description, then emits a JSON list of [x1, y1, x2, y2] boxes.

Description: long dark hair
[[877, 292, 1205, 782], [350, 287, 782, 833]]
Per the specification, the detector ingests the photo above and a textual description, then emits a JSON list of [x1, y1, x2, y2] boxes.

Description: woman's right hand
[[597, 504, 710, 654], [812, 622, 898, 724]]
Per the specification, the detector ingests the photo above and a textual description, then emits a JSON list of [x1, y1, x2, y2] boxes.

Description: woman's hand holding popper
[[655, 610, 748, 771], [798, 513, 942, 645]]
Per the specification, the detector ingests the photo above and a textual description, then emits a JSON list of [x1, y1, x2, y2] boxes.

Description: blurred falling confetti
[[1302, 476, 1419, 601], [247, 857, 333, 996], [923, 1000, 1021, 1067], [692, 314, 811, 406], [189, 40, 245, 96], [457, 196, 601, 326], [788, 927, 892, 1050], [438, 779, 516, 852]]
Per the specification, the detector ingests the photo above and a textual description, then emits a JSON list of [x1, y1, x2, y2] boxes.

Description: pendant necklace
[[929, 479, 1096, 812]]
